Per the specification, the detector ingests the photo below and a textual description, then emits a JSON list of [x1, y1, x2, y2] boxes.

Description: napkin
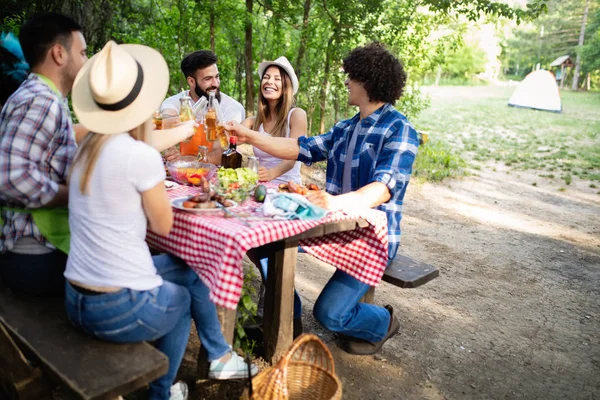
[[260, 191, 327, 220]]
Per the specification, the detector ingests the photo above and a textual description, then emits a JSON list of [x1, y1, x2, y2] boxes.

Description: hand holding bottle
[[223, 121, 252, 144]]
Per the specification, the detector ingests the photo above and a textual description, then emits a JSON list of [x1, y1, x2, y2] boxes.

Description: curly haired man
[[226, 42, 419, 354]]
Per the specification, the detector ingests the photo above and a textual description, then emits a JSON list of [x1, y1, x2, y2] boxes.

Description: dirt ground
[[178, 159, 600, 400]]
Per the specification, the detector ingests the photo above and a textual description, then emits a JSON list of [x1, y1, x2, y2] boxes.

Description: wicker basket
[[241, 334, 342, 400]]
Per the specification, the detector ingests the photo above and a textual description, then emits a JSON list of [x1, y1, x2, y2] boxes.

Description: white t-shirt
[[64, 134, 166, 291], [160, 90, 246, 123]]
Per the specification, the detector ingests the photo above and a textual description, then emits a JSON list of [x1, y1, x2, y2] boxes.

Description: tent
[[508, 70, 562, 113]]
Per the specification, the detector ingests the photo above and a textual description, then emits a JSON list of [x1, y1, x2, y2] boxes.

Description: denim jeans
[[152, 254, 230, 361], [251, 247, 390, 342], [65, 280, 191, 400], [0, 250, 67, 296], [65, 254, 231, 400]]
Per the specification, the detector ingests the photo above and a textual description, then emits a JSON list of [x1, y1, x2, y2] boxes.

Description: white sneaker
[[169, 381, 188, 400], [208, 351, 259, 380]]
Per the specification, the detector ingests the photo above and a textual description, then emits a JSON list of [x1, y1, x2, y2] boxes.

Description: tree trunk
[[295, 0, 312, 81], [333, 90, 339, 123], [586, 73, 591, 91], [434, 64, 442, 86], [318, 33, 336, 134], [571, 0, 590, 91], [209, 0, 215, 52], [236, 51, 244, 104], [244, 0, 255, 115]]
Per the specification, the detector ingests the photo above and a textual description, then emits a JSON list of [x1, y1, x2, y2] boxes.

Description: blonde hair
[[253, 66, 295, 138], [73, 122, 151, 194]]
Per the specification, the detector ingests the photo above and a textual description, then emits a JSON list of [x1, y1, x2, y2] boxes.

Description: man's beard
[[62, 62, 78, 94], [194, 80, 221, 102]]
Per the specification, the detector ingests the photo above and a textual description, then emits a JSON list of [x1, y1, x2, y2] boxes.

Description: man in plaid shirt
[[0, 13, 87, 295], [227, 42, 418, 355]]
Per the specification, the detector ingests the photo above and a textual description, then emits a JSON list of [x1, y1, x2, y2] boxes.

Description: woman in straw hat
[[240, 56, 307, 185], [64, 41, 257, 400]]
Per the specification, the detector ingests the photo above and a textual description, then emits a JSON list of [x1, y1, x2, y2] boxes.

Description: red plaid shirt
[[0, 74, 77, 252]]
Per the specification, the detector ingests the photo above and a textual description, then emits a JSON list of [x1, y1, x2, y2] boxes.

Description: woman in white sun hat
[[240, 56, 307, 185], [64, 41, 257, 400], [233, 56, 307, 336]]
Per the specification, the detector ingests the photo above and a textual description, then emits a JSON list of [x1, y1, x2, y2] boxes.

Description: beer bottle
[[206, 92, 218, 142], [221, 135, 242, 169], [179, 94, 194, 122]]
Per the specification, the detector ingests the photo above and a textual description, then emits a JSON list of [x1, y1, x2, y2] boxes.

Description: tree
[[572, 0, 590, 90]]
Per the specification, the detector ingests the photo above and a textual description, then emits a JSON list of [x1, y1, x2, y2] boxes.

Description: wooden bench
[[0, 288, 168, 400], [362, 254, 439, 303]]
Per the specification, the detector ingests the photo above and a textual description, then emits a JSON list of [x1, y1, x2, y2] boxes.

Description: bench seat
[[382, 254, 439, 289], [0, 288, 168, 400]]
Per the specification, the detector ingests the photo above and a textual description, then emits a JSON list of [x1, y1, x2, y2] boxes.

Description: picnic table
[[146, 185, 390, 363]]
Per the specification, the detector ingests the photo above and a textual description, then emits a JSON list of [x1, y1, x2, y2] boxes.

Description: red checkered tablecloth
[[146, 185, 388, 309]]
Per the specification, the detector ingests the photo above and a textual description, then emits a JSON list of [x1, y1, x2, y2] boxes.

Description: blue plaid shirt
[[297, 103, 419, 261]]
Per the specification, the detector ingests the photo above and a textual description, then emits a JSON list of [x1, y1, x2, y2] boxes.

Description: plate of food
[[277, 182, 321, 195], [171, 194, 237, 213]]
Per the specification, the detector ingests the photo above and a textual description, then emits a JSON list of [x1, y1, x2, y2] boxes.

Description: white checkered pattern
[[146, 185, 388, 309]]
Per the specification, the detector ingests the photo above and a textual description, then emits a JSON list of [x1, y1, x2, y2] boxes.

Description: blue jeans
[[152, 254, 230, 361], [65, 280, 191, 400], [252, 248, 390, 342], [65, 255, 230, 400]]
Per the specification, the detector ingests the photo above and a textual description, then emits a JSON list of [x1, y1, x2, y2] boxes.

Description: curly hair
[[342, 42, 406, 104]]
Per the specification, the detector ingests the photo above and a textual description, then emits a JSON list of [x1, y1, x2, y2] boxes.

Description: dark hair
[[181, 50, 218, 78], [19, 12, 82, 69], [342, 42, 406, 104]]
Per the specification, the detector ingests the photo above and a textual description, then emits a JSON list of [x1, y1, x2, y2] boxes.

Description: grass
[[413, 139, 466, 182], [412, 86, 600, 184]]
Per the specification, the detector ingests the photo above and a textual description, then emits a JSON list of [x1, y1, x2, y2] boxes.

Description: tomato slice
[[229, 182, 241, 189]]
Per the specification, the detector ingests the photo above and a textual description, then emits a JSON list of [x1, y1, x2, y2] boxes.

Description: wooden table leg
[[361, 286, 376, 304], [263, 240, 298, 363], [196, 306, 237, 378]]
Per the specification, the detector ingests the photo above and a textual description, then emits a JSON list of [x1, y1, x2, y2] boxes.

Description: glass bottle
[[197, 146, 209, 163], [205, 92, 218, 142], [152, 110, 163, 130], [221, 135, 242, 169], [180, 94, 212, 155], [179, 94, 194, 122]]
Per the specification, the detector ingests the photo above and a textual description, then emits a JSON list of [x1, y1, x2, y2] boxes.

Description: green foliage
[[501, 0, 600, 83], [234, 264, 258, 354], [582, 9, 600, 75], [414, 140, 467, 182]]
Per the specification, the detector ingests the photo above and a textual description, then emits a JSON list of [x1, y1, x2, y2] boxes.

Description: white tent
[[508, 70, 562, 113]]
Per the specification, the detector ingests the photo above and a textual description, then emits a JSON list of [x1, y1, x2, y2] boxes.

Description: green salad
[[216, 168, 259, 202]]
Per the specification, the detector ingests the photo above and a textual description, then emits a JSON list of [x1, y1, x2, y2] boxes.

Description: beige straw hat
[[72, 40, 169, 135], [258, 56, 299, 95]]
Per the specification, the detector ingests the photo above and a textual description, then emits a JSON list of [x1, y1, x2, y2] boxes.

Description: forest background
[[4, 0, 597, 136]]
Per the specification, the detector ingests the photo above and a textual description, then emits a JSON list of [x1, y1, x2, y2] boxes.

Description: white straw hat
[[72, 41, 169, 135], [258, 56, 299, 95]]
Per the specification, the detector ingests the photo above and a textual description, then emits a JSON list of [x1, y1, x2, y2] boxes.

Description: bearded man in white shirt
[[161, 50, 245, 161]]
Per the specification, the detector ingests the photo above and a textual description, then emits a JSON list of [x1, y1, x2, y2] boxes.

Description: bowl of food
[[166, 156, 217, 186]]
